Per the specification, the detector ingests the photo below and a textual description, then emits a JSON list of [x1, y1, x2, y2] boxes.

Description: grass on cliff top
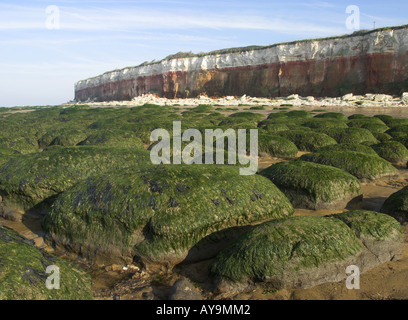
[[44, 164, 294, 264], [0, 225, 93, 300], [209, 215, 363, 283], [0, 146, 150, 210], [260, 161, 361, 209], [299, 150, 398, 181]]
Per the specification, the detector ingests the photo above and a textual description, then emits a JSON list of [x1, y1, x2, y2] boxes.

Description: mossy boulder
[[347, 117, 389, 133], [331, 210, 402, 243], [317, 143, 378, 156], [0, 146, 150, 211], [372, 132, 393, 143], [277, 130, 337, 152], [210, 211, 403, 292], [372, 141, 408, 165], [0, 225, 93, 300], [0, 148, 18, 166], [43, 165, 294, 266], [299, 150, 398, 181], [258, 122, 289, 134], [260, 161, 362, 210], [258, 135, 298, 159], [317, 127, 378, 145], [267, 112, 289, 120], [386, 126, 408, 140], [314, 112, 348, 121], [0, 135, 39, 154], [190, 104, 214, 113], [285, 110, 313, 118], [39, 129, 88, 149], [302, 118, 349, 130], [78, 130, 145, 149], [381, 186, 408, 223], [49, 130, 89, 147]]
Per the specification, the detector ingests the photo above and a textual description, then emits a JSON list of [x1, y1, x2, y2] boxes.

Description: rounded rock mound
[[43, 164, 294, 266], [260, 161, 362, 210], [371, 141, 408, 166], [317, 127, 378, 145], [0, 225, 93, 300], [381, 186, 408, 223], [209, 211, 403, 293], [258, 135, 298, 159], [78, 129, 145, 149], [277, 130, 337, 152], [0, 146, 150, 212], [299, 150, 398, 181]]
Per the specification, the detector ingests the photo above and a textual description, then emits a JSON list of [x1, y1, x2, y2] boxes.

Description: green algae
[[0, 225, 93, 300]]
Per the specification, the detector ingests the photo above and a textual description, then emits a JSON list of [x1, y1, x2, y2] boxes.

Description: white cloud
[[0, 3, 344, 36]]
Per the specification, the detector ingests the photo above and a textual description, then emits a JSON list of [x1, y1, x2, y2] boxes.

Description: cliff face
[[75, 26, 408, 102]]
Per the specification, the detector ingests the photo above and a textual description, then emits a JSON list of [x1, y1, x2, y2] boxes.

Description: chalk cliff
[[75, 26, 408, 102]]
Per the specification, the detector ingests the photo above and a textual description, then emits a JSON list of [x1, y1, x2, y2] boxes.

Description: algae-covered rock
[[372, 141, 408, 165], [331, 210, 402, 243], [314, 112, 348, 121], [258, 122, 289, 134], [285, 110, 313, 118], [302, 118, 349, 130], [260, 161, 362, 210], [210, 216, 362, 288], [78, 129, 145, 149], [258, 135, 298, 159], [348, 117, 389, 133], [317, 143, 378, 156], [0, 148, 18, 166], [43, 165, 294, 266], [317, 127, 378, 145], [299, 150, 398, 181], [39, 129, 88, 149], [277, 130, 337, 152], [381, 186, 408, 223], [0, 135, 39, 154], [190, 104, 214, 113], [0, 146, 150, 211], [0, 225, 93, 300], [210, 212, 403, 292], [372, 132, 393, 143]]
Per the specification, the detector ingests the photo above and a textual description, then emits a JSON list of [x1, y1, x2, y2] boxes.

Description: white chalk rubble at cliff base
[[74, 92, 408, 108]]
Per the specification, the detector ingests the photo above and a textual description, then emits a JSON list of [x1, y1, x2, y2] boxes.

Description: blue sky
[[0, 0, 407, 107]]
